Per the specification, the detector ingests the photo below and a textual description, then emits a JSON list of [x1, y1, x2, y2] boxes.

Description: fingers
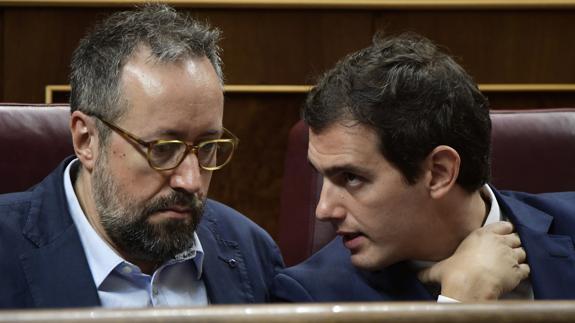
[[484, 222, 522, 249], [418, 265, 439, 284], [483, 221, 514, 235], [516, 263, 531, 281], [501, 233, 521, 248], [417, 267, 432, 283], [514, 247, 527, 263]]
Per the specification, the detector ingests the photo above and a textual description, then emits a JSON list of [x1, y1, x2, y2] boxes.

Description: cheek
[[108, 141, 143, 169], [354, 193, 414, 240], [106, 146, 166, 197], [200, 171, 213, 193]]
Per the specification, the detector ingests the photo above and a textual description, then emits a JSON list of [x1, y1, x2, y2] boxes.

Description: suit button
[[227, 259, 237, 268]]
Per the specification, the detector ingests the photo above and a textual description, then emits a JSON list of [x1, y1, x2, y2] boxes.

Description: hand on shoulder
[[418, 221, 530, 301]]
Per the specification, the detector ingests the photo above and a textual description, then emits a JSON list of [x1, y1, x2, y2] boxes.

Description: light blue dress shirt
[[63, 160, 209, 308]]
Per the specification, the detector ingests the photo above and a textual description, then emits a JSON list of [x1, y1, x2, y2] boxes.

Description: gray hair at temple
[[70, 3, 223, 140]]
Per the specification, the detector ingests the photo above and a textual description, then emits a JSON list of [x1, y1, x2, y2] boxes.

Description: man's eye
[[199, 142, 217, 153], [344, 173, 363, 186], [153, 142, 180, 156]]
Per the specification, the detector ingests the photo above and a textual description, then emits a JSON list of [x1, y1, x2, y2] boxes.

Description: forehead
[[119, 47, 224, 136], [308, 122, 384, 170]]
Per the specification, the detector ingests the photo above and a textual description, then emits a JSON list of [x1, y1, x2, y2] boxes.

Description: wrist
[[441, 271, 499, 301]]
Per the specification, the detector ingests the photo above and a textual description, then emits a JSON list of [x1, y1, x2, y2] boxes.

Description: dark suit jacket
[[0, 157, 284, 308], [272, 188, 575, 301]]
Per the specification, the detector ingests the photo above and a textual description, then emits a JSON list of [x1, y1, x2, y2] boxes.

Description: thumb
[[418, 262, 443, 284]]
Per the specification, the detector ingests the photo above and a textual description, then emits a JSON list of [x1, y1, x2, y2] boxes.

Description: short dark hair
[[303, 33, 491, 192], [70, 4, 222, 140]]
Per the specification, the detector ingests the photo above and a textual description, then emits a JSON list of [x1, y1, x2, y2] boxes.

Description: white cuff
[[437, 295, 460, 303]]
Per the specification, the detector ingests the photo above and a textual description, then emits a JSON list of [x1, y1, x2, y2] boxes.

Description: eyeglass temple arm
[[98, 118, 151, 147]]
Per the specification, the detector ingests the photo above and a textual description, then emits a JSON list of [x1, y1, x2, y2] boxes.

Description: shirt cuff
[[437, 295, 460, 303]]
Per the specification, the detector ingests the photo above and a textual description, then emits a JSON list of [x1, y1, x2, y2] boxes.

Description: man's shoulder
[[200, 199, 279, 250], [0, 157, 72, 208], [0, 190, 37, 207], [498, 189, 575, 220], [203, 199, 265, 233], [0, 187, 44, 232], [272, 238, 372, 302], [497, 188, 575, 239], [0, 158, 73, 244], [281, 237, 352, 276], [499, 189, 575, 203]]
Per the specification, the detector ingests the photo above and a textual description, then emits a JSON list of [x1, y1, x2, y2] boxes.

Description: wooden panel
[[1, 301, 575, 322], [4, 8, 575, 98], [3, 7, 117, 103], [2, 7, 372, 102], [3, 0, 575, 9], [209, 93, 303, 237], [489, 92, 575, 109], [374, 10, 575, 83], [202, 9, 373, 85]]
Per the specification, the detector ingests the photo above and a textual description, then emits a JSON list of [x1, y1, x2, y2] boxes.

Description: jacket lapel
[[497, 190, 575, 299], [20, 225, 101, 307], [198, 209, 255, 304], [20, 158, 100, 307]]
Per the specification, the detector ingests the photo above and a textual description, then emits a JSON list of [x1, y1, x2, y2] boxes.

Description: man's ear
[[423, 145, 461, 199], [70, 111, 99, 172]]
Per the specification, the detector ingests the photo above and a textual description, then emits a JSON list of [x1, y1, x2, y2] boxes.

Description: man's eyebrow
[[151, 129, 222, 140], [307, 159, 367, 177], [196, 129, 223, 139]]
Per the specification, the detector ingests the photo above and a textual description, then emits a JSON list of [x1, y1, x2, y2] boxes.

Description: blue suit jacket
[[0, 158, 284, 308], [272, 188, 575, 301]]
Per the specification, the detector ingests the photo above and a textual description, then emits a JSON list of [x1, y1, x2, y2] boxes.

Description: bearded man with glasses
[[0, 4, 283, 309]]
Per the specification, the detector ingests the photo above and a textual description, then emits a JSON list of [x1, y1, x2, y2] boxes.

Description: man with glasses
[[0, 4, 282, 308]]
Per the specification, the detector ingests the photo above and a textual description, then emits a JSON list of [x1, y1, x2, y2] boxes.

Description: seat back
[[0, 104, 73, 194], [278, 108, 575, 266]]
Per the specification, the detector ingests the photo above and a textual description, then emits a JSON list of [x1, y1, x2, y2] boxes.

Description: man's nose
[[315, 180, 346, 222], [169, 152, 203, 194]]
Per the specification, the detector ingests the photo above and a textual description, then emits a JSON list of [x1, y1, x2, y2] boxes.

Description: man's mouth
[[338, 231, 365, 251], [167, 205, 192, 213], [151, 206, 192, 221]]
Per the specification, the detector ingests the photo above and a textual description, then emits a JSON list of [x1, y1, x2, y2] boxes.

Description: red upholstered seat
[[278, 109, 575, 266], [2, 105, 575, 266], [0, 104, 73, 194]]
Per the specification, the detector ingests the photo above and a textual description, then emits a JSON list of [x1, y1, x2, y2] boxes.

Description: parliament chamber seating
[[278, 109, 575, 266], [2, 104, 575, 267], [0, 104, 72, 194]]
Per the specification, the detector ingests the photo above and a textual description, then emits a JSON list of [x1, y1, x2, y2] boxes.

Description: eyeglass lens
[[149, 141, 235, 170]]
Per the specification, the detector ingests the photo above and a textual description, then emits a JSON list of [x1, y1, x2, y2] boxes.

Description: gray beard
[[91, 156, 204, 263]]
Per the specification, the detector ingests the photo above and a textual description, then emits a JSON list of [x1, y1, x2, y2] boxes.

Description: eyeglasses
[[94, 116, 239, 171]]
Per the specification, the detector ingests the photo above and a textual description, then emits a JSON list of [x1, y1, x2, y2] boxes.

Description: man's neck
[[435, 187, 489, 260], [463, 188, 490, 235], [73, 167, 103, 241]]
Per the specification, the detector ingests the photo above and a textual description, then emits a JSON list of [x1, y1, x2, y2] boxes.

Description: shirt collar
[[480, 184, 502, 226], [63, 159, 205, 285]]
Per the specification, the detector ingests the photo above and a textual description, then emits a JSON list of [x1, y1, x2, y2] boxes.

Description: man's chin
[[350, 251, 394, 271]]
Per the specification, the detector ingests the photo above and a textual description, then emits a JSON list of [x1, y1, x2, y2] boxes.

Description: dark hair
[[70, 4, 222, 140], [303, 33, 491, 192]]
